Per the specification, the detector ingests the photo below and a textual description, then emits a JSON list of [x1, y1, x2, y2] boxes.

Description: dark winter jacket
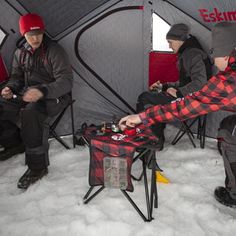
[[7, 35, 73, 100], [164, 36, 211, 97], [139, 50, 236, 126]]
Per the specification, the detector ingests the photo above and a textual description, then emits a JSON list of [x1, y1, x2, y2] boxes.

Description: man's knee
[[137, 91, 151, 103], [21, 107, 38, 122], [21, 103, 46, 120]]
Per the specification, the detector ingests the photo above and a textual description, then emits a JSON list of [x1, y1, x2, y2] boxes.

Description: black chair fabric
[[49, 94, 76, 149]]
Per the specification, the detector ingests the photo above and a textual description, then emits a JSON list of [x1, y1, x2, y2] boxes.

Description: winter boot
[[0, 143, 25, 161], [17, 168, 48, 189], [214, 186, 236, 208]]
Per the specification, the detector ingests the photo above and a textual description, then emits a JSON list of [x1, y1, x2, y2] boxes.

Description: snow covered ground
[[0, 126, 236, 236]]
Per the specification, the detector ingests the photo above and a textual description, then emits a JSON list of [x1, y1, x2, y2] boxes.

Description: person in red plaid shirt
[[119, 22, 236, 208]]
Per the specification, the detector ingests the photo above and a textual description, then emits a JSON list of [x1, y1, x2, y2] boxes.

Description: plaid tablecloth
[[86, 124, 159, 192]]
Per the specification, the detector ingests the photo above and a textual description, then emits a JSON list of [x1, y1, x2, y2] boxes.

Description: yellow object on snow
[[156, 171, 170, 184]]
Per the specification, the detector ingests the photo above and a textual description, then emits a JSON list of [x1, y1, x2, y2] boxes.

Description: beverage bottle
[[111, 115, 120, 133]]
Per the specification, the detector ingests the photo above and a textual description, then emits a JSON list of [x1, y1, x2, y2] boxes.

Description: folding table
[[83, 125, 162, 221]]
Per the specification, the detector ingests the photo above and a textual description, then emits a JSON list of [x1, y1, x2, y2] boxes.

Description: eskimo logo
[[30, 26, 40, 30], [199, 8, 236, 22]]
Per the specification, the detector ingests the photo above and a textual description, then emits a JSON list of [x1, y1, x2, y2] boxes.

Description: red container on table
[[123, 127, 136, 136]]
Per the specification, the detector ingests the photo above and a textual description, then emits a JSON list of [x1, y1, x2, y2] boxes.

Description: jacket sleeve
[[37, 43, 73, 99], [6, 49, 25, 93], [139, 75, 232, 127], [178, 48, 208, 96], [163, 81, 180, 91]]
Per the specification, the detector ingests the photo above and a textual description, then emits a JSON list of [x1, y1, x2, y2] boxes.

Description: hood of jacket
[[178, 35, 203, 55]]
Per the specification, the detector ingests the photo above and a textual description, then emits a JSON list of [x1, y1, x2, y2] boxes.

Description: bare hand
[[23, 88, 43, 102], [1, 87, 13, 99], [149, 80, 162, 91], [119, 114, 142, 131], [166, 87, 177, 98]]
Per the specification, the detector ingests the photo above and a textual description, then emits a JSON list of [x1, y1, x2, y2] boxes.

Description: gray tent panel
[[59, 6, 145, 131], [166, 0, 236, 29], [17, 0, 111, 37]]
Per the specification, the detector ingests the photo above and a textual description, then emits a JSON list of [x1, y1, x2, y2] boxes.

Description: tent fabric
[[165, 0, 236, 29], [0, 0, 236, 138], [61, 5, 144, 128], [17, 0, 112, 37]]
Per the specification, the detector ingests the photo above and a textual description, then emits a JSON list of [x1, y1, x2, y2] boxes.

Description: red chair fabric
[[149, 51, 179, 86], [0, 54, 8, 83]]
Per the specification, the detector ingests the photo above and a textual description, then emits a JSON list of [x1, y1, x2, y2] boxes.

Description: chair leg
[[171, 123, 185, 145], [50, 130, 70, 149], [198, 115, 207, 149], [184, 123, 196, 148], [70, 100, 76, 148], [172, 120, 196, 148], [172, 115, 207, 149]]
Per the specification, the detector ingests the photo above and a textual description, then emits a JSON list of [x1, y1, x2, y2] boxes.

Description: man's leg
[[215, 115, 236, 207], [137, 91, 175, 149], [17, 99, 67, 189], [136, 91, 174, 113], [0, 98, 25, 160], [17, 102, 49, 189], [0, 121, 21, 147]]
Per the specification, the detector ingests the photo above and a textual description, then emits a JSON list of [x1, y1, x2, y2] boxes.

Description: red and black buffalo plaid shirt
[[140, 50, 236, 126]]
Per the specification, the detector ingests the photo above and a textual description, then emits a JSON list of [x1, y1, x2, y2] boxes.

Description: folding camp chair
[[171, 114, 207, 149], [49, 94, 76, 149]]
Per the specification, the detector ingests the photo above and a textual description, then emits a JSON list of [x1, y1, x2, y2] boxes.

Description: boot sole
[[214, 194, 236, 208]]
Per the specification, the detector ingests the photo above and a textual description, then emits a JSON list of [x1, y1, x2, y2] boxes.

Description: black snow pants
[[217, 115, 236, 200], [136, 91, 176, 138], [0, 96, 67, 170]]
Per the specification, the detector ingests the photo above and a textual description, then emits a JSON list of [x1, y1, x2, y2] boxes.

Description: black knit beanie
[[166, 23, 189, 41]]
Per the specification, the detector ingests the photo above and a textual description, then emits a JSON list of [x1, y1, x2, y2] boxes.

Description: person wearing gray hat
[[119, 22, 236, 208], [136, 23, 212, 149], [211, 22, 236, 208]]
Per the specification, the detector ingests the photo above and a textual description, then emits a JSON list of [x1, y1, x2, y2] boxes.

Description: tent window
[[152, 13, 172, 52], [0, 27, 7, 49]]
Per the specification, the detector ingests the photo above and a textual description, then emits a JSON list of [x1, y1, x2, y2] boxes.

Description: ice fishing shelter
[[0, 0, 235, 137]]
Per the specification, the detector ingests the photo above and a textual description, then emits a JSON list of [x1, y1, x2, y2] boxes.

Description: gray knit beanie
[[211, 22, 236, 58], [166, 23, 189, 41]]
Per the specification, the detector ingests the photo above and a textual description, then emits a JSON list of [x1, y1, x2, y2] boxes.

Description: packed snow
[[0, 125, 236, 236]]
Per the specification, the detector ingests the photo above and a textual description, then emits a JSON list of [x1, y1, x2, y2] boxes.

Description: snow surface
[[0, 126, 236, 236]]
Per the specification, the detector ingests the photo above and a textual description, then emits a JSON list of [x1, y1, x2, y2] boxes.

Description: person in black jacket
[[136, 23, 212, 149], [0, 13, 73, 189]]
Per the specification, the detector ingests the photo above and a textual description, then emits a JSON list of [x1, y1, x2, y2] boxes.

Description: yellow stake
[[156, 171, 170, 184]]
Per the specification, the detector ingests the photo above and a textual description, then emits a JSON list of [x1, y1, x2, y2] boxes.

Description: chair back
[[0, 54, 8, 83]]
